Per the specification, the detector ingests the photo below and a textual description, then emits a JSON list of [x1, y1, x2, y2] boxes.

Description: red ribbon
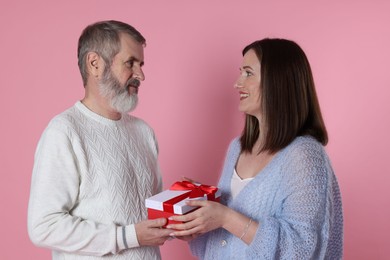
[[162, 181, 219, 213]]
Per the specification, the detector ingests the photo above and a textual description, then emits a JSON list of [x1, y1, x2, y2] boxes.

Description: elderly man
[[28, 20, 173, 259]]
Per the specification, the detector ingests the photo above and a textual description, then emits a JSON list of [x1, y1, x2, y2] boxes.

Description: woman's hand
[[167, 199, 259, 244], [166, 199, 231, 238]]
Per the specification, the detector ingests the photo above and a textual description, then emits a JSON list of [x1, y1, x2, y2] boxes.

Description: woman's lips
[[239, 91, 249, 100]]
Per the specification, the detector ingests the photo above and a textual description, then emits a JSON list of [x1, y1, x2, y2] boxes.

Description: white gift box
[[145, 186, 221, 225]]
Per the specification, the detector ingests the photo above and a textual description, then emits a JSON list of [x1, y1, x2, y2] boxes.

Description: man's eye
[[126, 60, 134, 68]]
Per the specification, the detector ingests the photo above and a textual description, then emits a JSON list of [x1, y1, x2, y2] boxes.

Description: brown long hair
[[240, 38, 328, 154]]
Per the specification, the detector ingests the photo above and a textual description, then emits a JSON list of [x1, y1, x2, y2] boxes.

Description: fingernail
[[169, 233, 175, 236], [166, 225, 172, 229], [168, 217, 173, 220]]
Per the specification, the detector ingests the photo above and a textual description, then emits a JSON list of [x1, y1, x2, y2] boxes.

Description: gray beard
[[98, 69, 138, 114]]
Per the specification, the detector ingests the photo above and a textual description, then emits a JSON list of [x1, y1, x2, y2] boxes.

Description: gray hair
[[77, 20, 146, 86]]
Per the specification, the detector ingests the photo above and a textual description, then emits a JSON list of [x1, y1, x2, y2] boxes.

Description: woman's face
[[234, 49, 262, 119]]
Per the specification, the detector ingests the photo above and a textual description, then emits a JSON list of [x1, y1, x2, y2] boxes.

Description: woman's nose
[[234, 79, 242, 89]]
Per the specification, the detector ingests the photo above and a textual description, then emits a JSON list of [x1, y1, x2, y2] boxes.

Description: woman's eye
[[245, 71, 253, 76]]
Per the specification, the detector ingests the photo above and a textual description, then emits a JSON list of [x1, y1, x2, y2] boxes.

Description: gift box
[[145, 181, 221, 226]]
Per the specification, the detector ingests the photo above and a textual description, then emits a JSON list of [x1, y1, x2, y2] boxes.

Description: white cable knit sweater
[[28, 101, 163, 259]]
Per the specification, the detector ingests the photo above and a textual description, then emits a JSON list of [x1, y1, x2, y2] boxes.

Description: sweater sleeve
[[27, 124, 138, 256], [246, 141, 334, 259]]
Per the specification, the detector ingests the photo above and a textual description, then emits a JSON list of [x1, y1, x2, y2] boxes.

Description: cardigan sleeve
[[246, 140, 339, 259], [27, 123, 137, 256], [189, 233, 210, 259]]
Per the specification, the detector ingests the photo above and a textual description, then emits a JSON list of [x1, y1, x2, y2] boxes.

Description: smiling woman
[[167, 38, 343, 260], [235, 49, 262, 120]]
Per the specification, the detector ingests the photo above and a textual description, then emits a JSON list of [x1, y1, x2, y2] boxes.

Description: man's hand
[[135, 218, 174, 246]]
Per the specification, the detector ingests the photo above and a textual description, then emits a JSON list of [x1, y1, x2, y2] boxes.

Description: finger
[[185, 199, 209, 207], [168, 211, 199, 222], [158, 229, 176, 237], [170, 227, 201, 237], [168, 215, 188, 222], [166, 222, 190, 231], [166, 217, 201, 231], [182, 176, 201, 185], [150, 228, 175, 242], [148, 218, 167, 228]]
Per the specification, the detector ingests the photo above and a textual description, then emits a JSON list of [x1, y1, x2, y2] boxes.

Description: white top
[[28, 101, 162, 259], [230, 169, 254, 199]]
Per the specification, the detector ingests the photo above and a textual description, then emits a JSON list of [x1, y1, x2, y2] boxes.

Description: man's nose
[[133, 66, 145, 81]]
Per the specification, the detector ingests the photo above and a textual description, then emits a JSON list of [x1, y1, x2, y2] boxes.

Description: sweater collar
[[75, 101, 125, 127]]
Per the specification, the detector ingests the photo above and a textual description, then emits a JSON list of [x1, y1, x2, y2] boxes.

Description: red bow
[[163, 181, 218, 213], [170, 181, 218, 198]]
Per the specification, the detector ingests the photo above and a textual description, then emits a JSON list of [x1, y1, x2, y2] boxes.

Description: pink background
[[1, 0, 389, 259]]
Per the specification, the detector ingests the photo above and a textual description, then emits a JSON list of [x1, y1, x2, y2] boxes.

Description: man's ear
[[86, 52, 104, 78]]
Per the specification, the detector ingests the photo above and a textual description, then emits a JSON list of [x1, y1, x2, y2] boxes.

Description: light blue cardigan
[[189, 136, 343, 259]]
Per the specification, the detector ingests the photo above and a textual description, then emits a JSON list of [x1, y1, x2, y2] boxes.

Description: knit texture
[[28, 101, 163, 259], [190, 136, 343, 260]]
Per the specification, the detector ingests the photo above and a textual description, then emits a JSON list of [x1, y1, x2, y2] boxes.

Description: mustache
[[127, 78, 140, 88]]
